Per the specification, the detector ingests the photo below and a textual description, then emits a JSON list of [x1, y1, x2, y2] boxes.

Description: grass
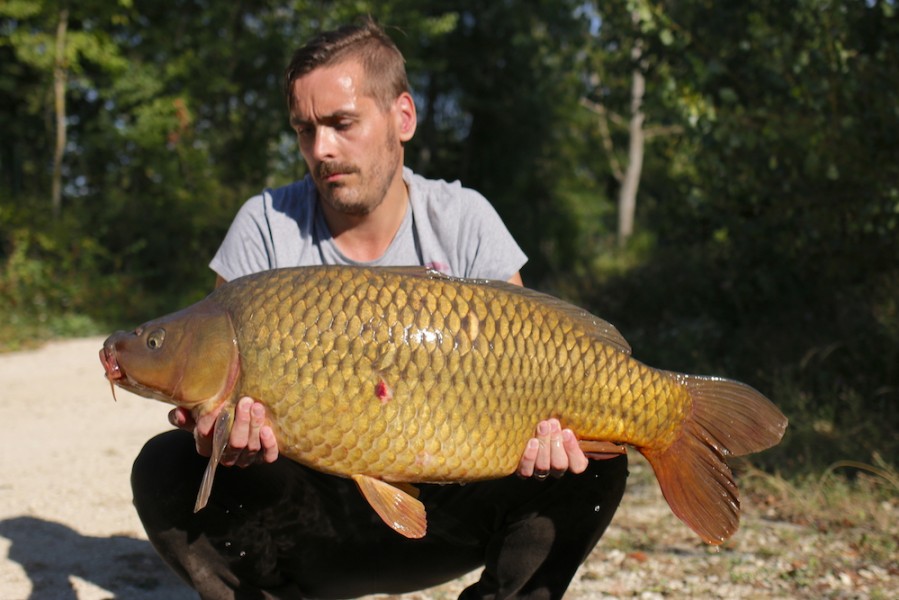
[[739, 455, 899, 566], [0, 309, 104, 353], [563, 453, 899, 598]]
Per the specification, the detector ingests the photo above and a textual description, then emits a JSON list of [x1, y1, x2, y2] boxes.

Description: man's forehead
[[289, 61, 378, 118], [293, 60, 368, 96]]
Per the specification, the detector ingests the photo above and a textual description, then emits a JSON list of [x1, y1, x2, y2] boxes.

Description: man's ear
[[394, 92, 417, 142]]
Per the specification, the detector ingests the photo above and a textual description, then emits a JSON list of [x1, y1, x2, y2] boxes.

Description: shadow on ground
[[0, 516, 193, 599]]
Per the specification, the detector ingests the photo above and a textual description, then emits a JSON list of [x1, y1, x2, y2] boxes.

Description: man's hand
[[168, 397, 279, 467], [517, 418, 589, 479], [170, 402, 584, 477]]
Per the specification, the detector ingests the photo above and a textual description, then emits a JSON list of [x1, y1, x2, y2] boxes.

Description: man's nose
[[310, 127, 338, 161]]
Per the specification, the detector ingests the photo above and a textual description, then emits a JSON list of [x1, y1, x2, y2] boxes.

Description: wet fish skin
[[101, 265, 787, 544], [212, 267, 683, 480]]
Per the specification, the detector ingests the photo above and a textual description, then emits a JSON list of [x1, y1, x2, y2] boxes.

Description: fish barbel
[[100, 266, 787, 543]]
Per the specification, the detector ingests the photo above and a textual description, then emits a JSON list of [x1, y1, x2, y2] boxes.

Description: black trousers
[[132, 430, 628, 600]]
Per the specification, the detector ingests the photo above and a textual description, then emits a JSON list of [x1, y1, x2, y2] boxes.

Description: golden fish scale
[[211, 267, 690, 482]]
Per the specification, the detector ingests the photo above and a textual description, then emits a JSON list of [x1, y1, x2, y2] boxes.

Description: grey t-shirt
[[210, 168, 527, 281]]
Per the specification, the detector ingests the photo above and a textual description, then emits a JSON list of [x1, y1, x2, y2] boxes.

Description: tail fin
[[639, 374, 787, 545]]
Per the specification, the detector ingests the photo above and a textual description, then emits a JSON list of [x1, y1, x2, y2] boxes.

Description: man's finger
[[228, 397, 253, 449], [548, 420, 568, 477], [260, 426, 280, 463], [246, 403, 265, 453], [169, 407, 196, 430], [562, 429, 589, 474], [533, 420, 552, 474], [517, 438, 539, 478]]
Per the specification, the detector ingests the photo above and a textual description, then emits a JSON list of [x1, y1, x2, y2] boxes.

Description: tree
[[579, 0, 689, 249], [403, 0, 606, 284], [0, 0, 130, 217]]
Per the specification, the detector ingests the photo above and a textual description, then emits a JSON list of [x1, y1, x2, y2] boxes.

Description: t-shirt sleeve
[[208, 195, 273, 282], [453, 189, 528, 281], [410, 171, 528, 281]]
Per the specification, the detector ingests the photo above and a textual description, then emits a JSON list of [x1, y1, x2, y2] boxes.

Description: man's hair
[[284, 18, 409, 111]]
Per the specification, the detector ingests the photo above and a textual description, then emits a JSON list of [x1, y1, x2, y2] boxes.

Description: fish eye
[[147, 328, 166, 350]]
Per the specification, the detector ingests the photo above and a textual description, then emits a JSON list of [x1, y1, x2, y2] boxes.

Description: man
[[132, 19, 628, 599]]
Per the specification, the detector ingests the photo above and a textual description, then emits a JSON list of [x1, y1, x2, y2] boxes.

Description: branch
[[644, 124, 684, 139], [580, 96, 624, 182]]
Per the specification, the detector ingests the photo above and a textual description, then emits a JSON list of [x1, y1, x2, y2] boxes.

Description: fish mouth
[[99, 341, 126, 401], [99, 343, 124, 382]]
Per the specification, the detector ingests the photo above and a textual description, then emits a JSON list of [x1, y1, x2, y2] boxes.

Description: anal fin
[[352, 474, 427, 539], [579, 440, 627, 460]]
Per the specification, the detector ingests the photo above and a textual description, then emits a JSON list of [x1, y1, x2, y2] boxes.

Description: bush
[[0, 204, 135, 350]]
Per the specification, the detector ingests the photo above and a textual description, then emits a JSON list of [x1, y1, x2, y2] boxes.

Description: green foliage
[[0, 0, 896, 474], [580, 0, 899, 473], [0, 201, 125, 349]]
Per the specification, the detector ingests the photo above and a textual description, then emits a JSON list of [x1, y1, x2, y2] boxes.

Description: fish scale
[[101, 265, 786, 543], [212, 267, 673, 481]]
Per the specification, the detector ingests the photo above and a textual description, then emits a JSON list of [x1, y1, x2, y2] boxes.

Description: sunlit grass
[[0, 309, 103, 353]]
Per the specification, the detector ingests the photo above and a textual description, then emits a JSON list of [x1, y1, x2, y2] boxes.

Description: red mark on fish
[[375, 379, 393, 403]]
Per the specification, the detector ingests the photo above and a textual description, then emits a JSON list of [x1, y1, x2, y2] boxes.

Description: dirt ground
[[1, 337, 896, 599]]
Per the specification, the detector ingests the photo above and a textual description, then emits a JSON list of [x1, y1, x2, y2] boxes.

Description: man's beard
[[315, 133, 402, 217]]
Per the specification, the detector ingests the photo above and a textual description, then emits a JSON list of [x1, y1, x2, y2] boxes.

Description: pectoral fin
[[579, 440, 627, 460], [194, 409, 231, 512], [351, 474, 427, 539]]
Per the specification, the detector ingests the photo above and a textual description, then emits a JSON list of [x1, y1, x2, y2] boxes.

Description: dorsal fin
[[377, 266, 447, 279], [469, 278, 632, 355]]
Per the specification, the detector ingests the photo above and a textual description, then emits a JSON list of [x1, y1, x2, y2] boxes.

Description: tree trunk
[[617, 12, 646, 248], [52, 8, 69, 219]]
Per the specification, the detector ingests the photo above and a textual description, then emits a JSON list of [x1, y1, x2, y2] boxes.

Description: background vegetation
[[2, 0, 897, 476]]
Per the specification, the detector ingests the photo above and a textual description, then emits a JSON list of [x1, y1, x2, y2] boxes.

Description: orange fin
[[578, 440, 627, 460], [393, 481, 421, 499], [641, 374, 787, 545], [194, 409, 231, 512], [352, 474, 427, 539]]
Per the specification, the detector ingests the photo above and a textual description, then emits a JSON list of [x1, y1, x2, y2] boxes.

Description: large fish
[[100, 266, 786, 543]]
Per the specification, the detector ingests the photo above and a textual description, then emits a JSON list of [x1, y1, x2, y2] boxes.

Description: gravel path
[[1, 338, 896, 599]]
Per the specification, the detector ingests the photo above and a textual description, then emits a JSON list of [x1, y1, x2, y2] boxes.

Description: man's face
[[289, 60, 412, 216]]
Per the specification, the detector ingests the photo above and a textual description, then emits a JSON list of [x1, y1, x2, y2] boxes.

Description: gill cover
[[104, 297, 240, 413]]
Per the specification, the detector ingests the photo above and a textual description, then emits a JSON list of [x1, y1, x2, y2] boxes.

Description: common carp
[[100, 266, 787, 543]]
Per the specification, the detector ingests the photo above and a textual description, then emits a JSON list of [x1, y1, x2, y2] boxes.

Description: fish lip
[[98, 343, 168, 402], [99, 343, 123, 381]]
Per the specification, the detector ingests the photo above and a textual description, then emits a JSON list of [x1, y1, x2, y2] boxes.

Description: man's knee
[[131, 430, 202, 528], [581, 453, 629, 522], [585, 453, 628, 493]]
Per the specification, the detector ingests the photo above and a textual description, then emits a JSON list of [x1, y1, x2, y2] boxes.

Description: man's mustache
[[317, 162, 359, 179]]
